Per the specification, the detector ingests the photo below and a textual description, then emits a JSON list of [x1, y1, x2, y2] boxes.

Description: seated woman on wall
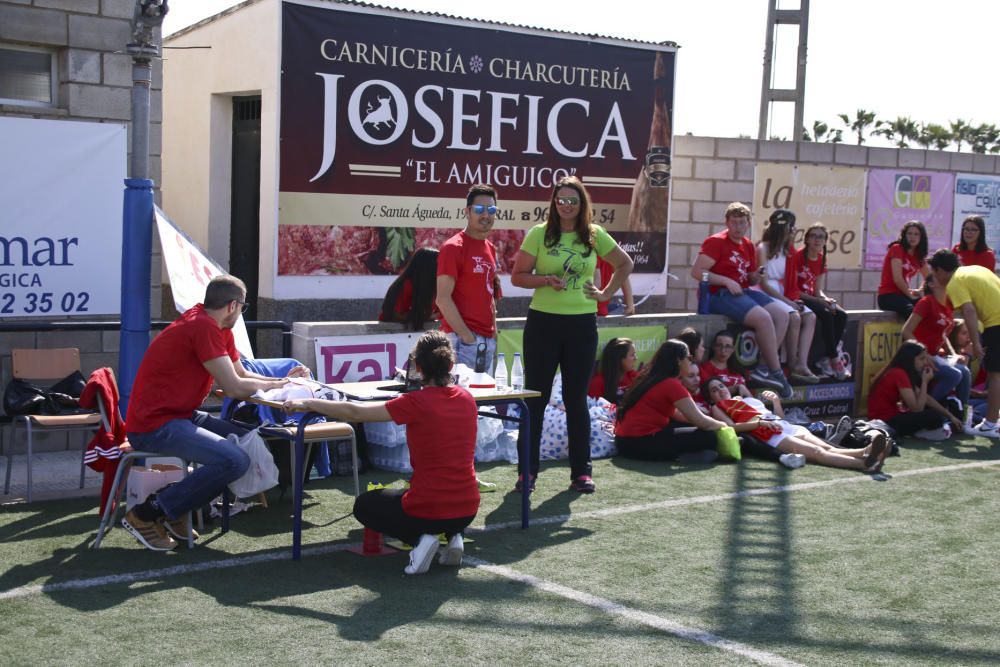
[[614, 340, 738, 462], [754, 209, 819, 383], [378, 247, 440, 331], [282, 330, 478, 576], [676, 327, 706, 364], [952, 215, 995, 272], [588, 337, 639, 404], [876, 221, 931, 319], [867, 340, 964, 441], [703, 379, 889, 473], [900, 275, 972, 424], [793, 222, 850, 380], [699, 329, 752, 398]]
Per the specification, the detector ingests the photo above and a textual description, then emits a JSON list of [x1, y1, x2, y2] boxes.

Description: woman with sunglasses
[[951, 215, 995, 272], [877, 220, 931, 319], [511, 175, 634, 494], [793, 222, 850, 380]]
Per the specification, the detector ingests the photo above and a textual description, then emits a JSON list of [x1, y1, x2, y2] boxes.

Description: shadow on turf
[[896, 434, 1000, 461]]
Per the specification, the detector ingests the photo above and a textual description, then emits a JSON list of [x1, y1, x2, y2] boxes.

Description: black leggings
[[887, 410, 945, 437], [615, 426, 718, 461], [800, 293, 848, 359], [353, 488, 475, 547], [523, 309, 598, 479], [877, 292, 918, 320]]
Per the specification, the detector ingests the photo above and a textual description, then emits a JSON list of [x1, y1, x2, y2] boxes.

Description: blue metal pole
[[119, 177, 154, 413]]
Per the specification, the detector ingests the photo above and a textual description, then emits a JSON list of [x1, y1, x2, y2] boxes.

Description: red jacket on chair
[[79, 368, 127, 513]]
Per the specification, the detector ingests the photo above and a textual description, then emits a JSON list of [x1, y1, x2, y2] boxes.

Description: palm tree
[[969, 123, 1000, 154], [921, 123, 952, 151], [838, 109, 879, 145], [874, 116, 920, 148], [949, 119, 974, 152], [803, 120, 843, 143]]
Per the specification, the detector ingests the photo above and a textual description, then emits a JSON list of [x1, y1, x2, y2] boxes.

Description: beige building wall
[[161, 0, 279, 297]]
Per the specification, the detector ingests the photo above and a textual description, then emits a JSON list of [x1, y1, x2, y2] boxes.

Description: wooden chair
[[3, 348, 101, 502]]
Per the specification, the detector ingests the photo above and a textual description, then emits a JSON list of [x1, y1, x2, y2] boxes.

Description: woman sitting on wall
[[378, 248, 439, 331], [952, 215, 995, 272], [283, 330, 478, 576], [867, 340, 964, 440], [703, 378, 889, 473], [876, 221, 931, 319], [793, 222, 850, 380], [588, 337, 639, 404]]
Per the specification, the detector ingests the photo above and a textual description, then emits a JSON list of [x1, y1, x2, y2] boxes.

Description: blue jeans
[[930, 357, 971, 406], [708, 289, 774, 322], [128, 411, 249, 520], [446, 332, 497, 373]]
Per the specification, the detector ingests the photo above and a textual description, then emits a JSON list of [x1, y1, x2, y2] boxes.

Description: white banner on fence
[[155, 206, 253, 358], [314, 333, 421, 384], [0, 116, 125, 316]]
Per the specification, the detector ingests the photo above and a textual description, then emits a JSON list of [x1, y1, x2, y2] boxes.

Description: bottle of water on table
[[511, 353, 524, 392], [494, 352, 508, 390]]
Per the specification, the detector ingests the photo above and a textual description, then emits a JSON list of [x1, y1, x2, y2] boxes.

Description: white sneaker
[[828, 416, 854, 446], [404, 534, 439, 575], [915, 425, 952, 441], [438, 533, 464, 566], [969, 420, 1000, 439], [815, 358, 836, 378], [779, 453, 806, 469]]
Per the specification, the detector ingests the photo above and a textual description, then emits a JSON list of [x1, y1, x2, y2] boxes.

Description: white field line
[[1, 459, 996, 604], [466, 556, 804, 667]]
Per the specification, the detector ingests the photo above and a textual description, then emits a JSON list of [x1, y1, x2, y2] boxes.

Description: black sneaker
[[569, 475, 596, 494], [863, 433, 889, 473], [514, 474, 536, 493]]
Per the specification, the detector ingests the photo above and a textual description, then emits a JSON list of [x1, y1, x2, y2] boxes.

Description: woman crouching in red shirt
[[283, 330, 478, 575], [615, 339, 732, 460]]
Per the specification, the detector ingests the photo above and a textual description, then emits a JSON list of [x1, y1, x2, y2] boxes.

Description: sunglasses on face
[[471, 204, 497, 215], [556, 196, 580, 206]]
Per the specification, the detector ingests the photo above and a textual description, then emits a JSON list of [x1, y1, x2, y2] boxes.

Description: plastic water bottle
[[697, 271, 711, 315], [494, 353, 508, 390], [511, 353, 524, 392]]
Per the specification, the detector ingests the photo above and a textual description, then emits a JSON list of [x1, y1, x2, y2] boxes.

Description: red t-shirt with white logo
[[699, 361, 748, 392], [952, 244, 996, 272], [867, 367, 911, 422], [794, 248, 826, 297], [615, 377, 689, 438], [878, 244, 923, 296], [699, 231, 757, 294], [386, 385, 479, 520], [126, 305, 238, 433], [437, 232, 497, 337], [912, 295, 953, 354]]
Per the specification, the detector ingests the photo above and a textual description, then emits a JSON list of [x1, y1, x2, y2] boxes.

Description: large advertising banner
[[279, 2, 676, 297], [953, 173, 1000, 252], [497, 324, 667, 374], [753, 164, 866, 269], [0, 116, 125, 317], [314, 332, 420, 384], [864, 170, 954, 270], [860, 320, 903, 409]]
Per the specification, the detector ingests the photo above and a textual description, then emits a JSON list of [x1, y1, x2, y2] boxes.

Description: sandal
[[863, 432, 889, 473], [789, 368, 821, 384]]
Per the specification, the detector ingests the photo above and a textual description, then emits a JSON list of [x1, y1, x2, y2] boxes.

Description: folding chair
[[3, 348, 101, 502]]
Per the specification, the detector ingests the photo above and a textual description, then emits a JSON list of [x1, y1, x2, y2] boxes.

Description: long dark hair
[[598, 337, 634, 403], [960, 215, 989, 253], [761, 209, 796, 260], [380, 248, 438, 331], [618, 339, 688, 423], [676, 327, 702, 362], [412, 330, 454, 386], [708, 329, 741, 373], [872, 340, 926, 390], [889, 221, 929, 261], [545, 175, 595, 255]]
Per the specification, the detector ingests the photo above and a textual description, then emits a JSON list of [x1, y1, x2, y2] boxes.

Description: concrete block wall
[[665, 135, 1000, 312], [0, 0, 163, 452]]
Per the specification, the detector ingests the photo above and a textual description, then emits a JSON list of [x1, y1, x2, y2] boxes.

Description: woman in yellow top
[[510, 176, 633, 493]]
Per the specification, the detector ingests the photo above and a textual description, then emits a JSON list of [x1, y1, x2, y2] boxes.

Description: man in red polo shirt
[[690, 202, 793, 399], [122, 275, 300, 551], [436, 183, 501, 372]]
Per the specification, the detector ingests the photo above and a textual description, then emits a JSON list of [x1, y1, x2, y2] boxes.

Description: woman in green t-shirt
[[510, 175, 633, 494]]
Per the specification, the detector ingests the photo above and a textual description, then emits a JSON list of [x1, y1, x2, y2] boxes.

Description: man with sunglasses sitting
[[122, 275, 302, 550], [436, 183, 502, 372]]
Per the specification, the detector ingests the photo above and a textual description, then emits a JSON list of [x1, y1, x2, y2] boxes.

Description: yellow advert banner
[[753, 163, 866, 269], [860, 320, 903, 409]]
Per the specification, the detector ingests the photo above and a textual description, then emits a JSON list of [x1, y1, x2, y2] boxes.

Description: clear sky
[[163, 0, 995, 146]]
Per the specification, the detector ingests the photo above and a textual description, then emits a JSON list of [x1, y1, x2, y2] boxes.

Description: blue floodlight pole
[[119, 0, 168, 413]]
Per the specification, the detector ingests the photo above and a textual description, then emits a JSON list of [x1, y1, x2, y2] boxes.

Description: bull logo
[[362, 96, 396, 132]]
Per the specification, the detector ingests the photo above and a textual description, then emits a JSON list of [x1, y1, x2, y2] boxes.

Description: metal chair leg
[[25, 419, 33, 503], [3, 419, 13, 495], [79, 440, 87, 489], [93, 453, 139, 549]]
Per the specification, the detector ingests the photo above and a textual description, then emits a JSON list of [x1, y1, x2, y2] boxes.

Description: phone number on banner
[[0, 291, 91, 315]]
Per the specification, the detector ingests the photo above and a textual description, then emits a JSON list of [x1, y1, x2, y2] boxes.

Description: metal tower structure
[[757, 0, 810, 141]]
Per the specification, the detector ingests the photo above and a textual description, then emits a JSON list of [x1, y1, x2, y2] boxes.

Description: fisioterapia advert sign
[[278, 1, 676, 286]]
